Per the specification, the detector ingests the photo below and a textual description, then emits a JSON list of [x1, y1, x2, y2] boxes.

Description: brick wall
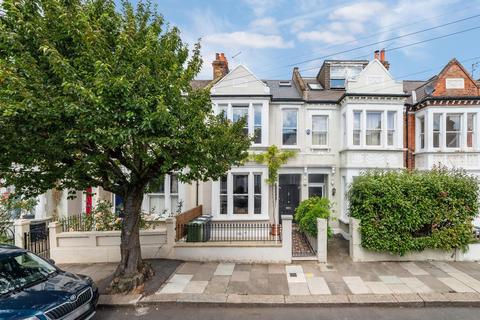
[[433, 60, 479, 97], [404, 112, 416, 169]]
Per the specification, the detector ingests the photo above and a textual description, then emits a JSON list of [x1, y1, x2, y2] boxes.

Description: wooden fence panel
[[175, 205, 202, 241]]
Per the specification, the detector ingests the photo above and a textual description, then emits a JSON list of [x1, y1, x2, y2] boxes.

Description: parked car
[[0, 244, 99, 320]]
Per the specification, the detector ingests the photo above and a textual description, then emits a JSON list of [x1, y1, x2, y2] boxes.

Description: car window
[[0, 252, 56, 296]]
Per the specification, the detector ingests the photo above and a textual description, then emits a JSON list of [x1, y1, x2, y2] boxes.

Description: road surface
[[95, 305, 480, 319]]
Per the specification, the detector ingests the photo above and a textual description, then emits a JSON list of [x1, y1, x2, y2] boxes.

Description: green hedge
[[294, 197, 332, 238], [348, 168, 479, 255]]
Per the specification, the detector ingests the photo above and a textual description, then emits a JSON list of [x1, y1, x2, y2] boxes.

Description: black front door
[[278, 174, 301, 223]]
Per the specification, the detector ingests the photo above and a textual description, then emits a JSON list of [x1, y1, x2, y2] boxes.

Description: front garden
[[348, 168, 479, 256]]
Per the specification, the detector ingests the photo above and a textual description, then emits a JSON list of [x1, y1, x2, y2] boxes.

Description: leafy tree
[[0, 0, 250, 292], [251, 145, 296, 225]]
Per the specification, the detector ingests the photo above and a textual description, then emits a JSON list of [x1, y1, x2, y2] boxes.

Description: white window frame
[[211, 168, 268, 220], [214, 101, 267, 146], [282, 108, 299, 147], [418, 115, 425, 150], [307, 173, 327, 198], [352, 111, 362, 146], [445, 113, 462, 149], [366, 111, 383, 146], [387, 111, 396, 146], [309, 111, 329, 148], [145, 174, 182, 216], [432, 113, 442, 149], [467, 113, 476, 149]]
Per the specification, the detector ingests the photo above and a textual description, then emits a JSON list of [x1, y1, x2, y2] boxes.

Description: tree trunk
[[107, 187, 154, 294]]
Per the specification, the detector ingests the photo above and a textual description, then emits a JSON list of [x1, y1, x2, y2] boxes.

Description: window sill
[[281, 146, 301, 150], [310, 146, 330, 150]]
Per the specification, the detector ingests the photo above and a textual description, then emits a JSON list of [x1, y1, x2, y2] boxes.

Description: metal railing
[[176, 222, 282, 243], [59, 215, 92, 232]]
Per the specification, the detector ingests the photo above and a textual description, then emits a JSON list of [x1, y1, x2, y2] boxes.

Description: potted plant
[[251, 145, 296, 235]]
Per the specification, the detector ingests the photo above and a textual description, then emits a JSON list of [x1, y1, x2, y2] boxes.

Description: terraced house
[[194, 50, 406, 239], [23, 52, 480, 239]]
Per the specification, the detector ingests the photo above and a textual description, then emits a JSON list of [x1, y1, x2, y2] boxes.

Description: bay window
[[419, 116, 425, 149], [467, 113, 475, 148], [216, 171, 265, 218], [254, 174, 262, 214], [220, 176, 227, 215], [433, 114, 441, 148], [312, 115, 328, 146], [283, 109, 298, 146], [233, 174, 248, 214], [218, 103, 228, 118], [353, 111, 361, 146], [387, 111, 396, 146], [170, 174, 179, 213], [366, 112, 382, 146], [148, 177, 165, 215], [147, 174, 180, 215], [446, 114, 461, 148]]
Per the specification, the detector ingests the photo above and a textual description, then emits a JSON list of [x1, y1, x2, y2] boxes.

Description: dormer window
[[330, 65, 363, 89], [330, 79, 345, 89], [279, 81, 291, 87], [308, 83, 322, 90]]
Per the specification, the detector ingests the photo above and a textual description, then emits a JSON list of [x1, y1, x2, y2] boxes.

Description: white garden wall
[[49, 219, 175, 264], [47, 216, 294, 264]]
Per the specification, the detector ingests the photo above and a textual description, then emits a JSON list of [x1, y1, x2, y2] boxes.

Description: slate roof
[[263, 80, 302, 100], [190, 80, 212, 90], [403, 79, 430, 105]]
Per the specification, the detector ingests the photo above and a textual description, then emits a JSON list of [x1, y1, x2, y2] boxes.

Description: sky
[[123, 0, 480, 81]]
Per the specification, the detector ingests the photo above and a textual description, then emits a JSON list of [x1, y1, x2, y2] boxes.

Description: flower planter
[[270, 224, 281, 236]]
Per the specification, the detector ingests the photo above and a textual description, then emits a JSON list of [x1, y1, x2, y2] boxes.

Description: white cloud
[[242, 0, 283, 17], [298, 30, 356, 44], [290, 19, 312, 33], [250, 17, 279, 34], [204, 31, 294, 49], [329, 1, 387, 22]]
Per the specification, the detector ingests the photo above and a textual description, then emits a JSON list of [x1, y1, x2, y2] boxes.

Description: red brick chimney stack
[[379, 48, 390, 70], [212, 52, 229, 79]]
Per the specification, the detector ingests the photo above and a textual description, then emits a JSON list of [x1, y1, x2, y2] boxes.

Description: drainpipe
[[195, 181, 199, 206], [405, 105, 409, 168]]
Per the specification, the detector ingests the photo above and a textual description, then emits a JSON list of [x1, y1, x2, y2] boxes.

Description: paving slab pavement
[[60, 257, 480, 308]]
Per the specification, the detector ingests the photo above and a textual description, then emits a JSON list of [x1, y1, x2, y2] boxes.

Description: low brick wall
[[349, 218, 480, 262]]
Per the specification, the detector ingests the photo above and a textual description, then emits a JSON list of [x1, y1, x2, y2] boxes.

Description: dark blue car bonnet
[[0, 271, 92, 319]]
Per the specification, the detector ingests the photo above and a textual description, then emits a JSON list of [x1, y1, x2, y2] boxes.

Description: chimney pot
[[212, 52, 229, 79], [379, 49, 390, 70], [374, 50, 380, 60]]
